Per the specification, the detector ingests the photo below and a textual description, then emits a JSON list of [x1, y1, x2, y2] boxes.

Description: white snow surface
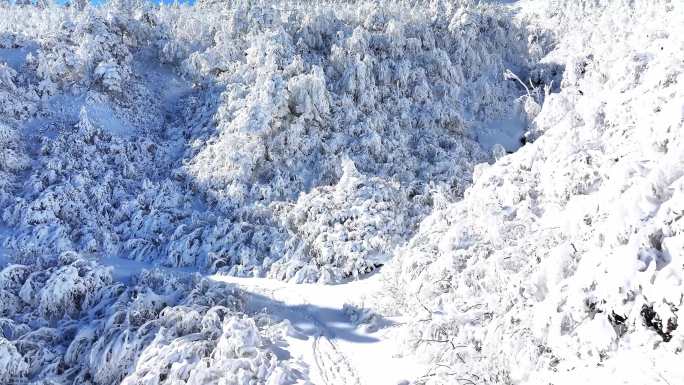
[[0, 0, 683, 385], [211, 273, 426, 385]]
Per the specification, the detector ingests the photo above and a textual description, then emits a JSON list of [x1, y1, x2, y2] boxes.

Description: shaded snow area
[[0, 0, 682, 385], [211, 274, 426, 385]]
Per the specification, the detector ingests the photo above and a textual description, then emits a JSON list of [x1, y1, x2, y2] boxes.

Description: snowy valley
[[0, 0, 682, 384]]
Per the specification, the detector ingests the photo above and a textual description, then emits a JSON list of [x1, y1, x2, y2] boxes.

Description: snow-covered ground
[[1, 0, 682, 384], [211, 273, 426, 385], [93, 254, 426, 385]]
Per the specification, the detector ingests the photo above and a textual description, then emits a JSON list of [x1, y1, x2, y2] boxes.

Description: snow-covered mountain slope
[[0, 1, 542, 383], [0, 0, 550, 283], [383, 0, 684, 384], [0, 0, 682, 384]]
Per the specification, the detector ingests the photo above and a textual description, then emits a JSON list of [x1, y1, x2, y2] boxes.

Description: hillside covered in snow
[[0, 0, 682, 384]]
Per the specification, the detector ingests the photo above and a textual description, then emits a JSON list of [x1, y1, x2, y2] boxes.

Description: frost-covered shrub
[[0, 122, 30, 203], [0, 290, 21, 317], [93, 59, 128, 95], [0, 337, 28, 384], [343, 303, 384, 333], [270, 159, 414, 283], [0, 264, 30, 292], [37, 252, 113, 320], [120, 315, 298, 385]]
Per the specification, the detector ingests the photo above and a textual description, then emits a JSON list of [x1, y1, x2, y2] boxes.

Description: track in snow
[[90, 258, 424, 385], [208, 274, 419, 385], [212, 275, 364, 385], [313, 333, 362, 385]]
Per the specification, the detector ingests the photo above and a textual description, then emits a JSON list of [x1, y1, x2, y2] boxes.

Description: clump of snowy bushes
[[0, 122, 30, 206], [381, 0, 684, 384], [270, 158, 414, 283], [343, 302, 385, 333], [0, 252, 303, 385]]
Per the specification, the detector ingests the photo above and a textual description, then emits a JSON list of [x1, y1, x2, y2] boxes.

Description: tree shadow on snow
[[239, 289, 386, 344]]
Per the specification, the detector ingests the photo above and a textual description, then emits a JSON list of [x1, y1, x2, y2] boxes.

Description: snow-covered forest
[[0, 0, 682, 384]]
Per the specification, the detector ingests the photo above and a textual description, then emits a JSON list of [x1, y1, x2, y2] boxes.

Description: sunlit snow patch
[[210, 273, 428, 385]]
